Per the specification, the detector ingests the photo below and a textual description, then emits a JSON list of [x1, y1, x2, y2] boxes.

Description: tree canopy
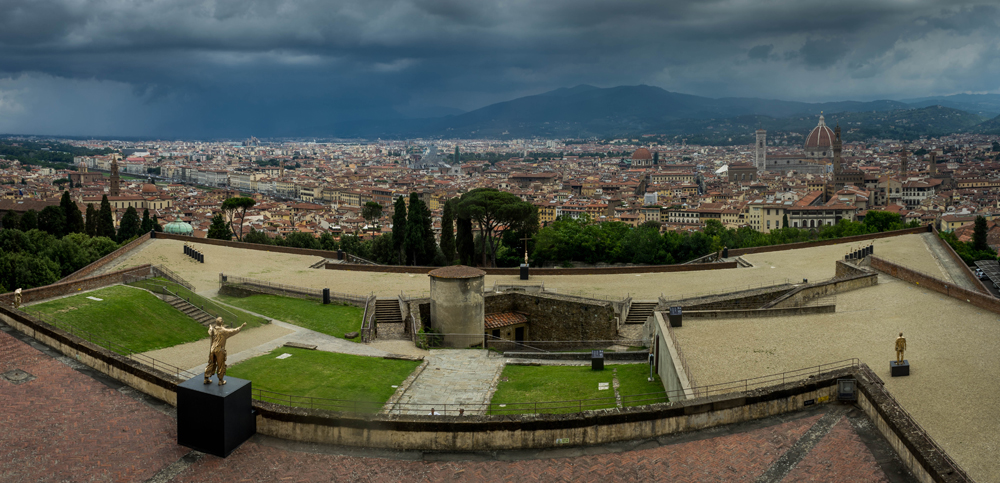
[[207, 213, 232, 240], [221, 196, 256, 241], [455, 188, 538, 267]]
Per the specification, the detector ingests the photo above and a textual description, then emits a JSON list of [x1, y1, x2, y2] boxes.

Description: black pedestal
[[177, 375, 256, 457], [520, 264, 529, 280], [591, 350, 604, 371], [668, 306, 682, 328], [890, 360, 910, 377]]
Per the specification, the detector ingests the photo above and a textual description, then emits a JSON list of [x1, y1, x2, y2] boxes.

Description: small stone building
[[428, 265, 485, 348]]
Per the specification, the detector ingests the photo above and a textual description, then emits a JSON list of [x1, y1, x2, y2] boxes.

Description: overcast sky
[[2, 0, 999, 138]]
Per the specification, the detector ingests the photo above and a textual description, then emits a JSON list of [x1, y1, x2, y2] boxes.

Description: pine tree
[[117, 206, 141, 242], [440, 198, 456, 264], [151, 215, 162, 232], [96, 195, 116, 239], [391, 196, 408, 264], [85, 204, 97, 237], [61, 191, 84, 235], [207, 213, 232, 240]]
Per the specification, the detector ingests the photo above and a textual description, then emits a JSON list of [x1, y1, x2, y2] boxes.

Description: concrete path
[[389, 350, 504, 416], [920, 232, 979, 292]]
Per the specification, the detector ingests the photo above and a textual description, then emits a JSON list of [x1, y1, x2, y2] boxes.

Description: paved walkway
[[919, 232, 979, 292], [0, 320, 914, 482], [388, 350, 504, 416], [139, 299, 395, 373]]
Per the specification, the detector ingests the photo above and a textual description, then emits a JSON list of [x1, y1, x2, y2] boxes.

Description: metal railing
[[221, 274, 367, 305], [151, 265, 195, 291], [661, 278, 793, 305], [27, 310, 197, 380], [249, 358, 860, 416], [664, 319, 697, 390], [360, 293, 376, 343]]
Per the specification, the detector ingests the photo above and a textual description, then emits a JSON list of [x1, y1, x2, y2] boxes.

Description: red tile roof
[[484, 312, 528, 329]]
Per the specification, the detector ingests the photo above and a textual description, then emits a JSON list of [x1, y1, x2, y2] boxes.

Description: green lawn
[[227, 347, 420, 413], [24, 285, 208, 354], [489, 364, 668, 415], [129, 278, 267, 329], [215, 293, 363, 340]]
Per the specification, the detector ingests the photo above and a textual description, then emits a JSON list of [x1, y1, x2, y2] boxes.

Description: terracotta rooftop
[[484, 312, 528, 329]]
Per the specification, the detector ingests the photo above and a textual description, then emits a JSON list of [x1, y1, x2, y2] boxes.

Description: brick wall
[[728, 225, 929, 257], [0, 265, 153, 306], [484, 292, 616, 341], [60, 232, 152, 283], [870, 256, 1000, 315]]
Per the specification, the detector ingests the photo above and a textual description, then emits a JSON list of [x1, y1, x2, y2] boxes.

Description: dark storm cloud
[[1, 0, 1000, 137]]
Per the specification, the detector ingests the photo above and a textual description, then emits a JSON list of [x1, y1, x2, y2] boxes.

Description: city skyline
[[1, 1, 1000, 137]]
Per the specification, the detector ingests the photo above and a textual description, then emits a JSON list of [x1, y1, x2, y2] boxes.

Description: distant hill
[[903, 93, 1000, 119], [317, 85, 997, 141], [422, 85, 915, 139], [970, 113, 1000, 135]]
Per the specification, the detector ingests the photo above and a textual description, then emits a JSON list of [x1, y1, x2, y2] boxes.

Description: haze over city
[[3, 1, 1000, 137]]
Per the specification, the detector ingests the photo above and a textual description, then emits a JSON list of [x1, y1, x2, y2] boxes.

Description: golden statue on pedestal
[[205, 317, 246, 386], [895, 332, 906, 364]]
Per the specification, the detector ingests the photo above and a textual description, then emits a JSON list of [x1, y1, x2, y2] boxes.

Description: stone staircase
[[625, 302, 657, 324], [165, 295, 216, 327], [374, 299, 407, 340]]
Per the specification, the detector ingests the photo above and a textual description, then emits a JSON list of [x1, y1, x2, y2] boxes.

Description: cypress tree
[[440, 198, 456, 264], [61, 191, 84, 235], [117, 206, 141, 242], [405, 193, 427, 265], [140, 208, 153, 233], [96, 195, 116, 239], [85, 203, 97, 237], [456, 216, 474, 265], [391, 196, 407, 264]]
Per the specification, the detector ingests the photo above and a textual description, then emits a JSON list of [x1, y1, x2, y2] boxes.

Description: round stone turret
[[428, 265, 486, 348]]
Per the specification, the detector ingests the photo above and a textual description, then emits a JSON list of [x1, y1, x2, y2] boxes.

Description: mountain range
[[330, 85, 1000, 142]]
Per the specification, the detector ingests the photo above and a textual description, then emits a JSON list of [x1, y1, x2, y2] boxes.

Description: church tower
[[929, 152, 937, 175], [900, 148, 908, 175], [755, 129, 767, 172], [110, 154, 121, 197]]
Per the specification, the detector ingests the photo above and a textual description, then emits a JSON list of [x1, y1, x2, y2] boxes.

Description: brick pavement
[[0, 328, 188, 483], [0, 321, 911, 483]]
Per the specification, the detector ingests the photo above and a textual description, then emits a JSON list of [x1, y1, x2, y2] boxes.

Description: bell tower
[[110, 153, 121, 197], [755, 129, 767, 172]]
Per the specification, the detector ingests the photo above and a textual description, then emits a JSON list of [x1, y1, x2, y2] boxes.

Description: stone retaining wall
[[727, 225, 929, 257], [766, 268, 878, 309], [871, 256, 1000, 315], [327, 261, 738, 275], [684, 305, 836, 319], [0, 265, 153, 306], [929, 225, 989, 294], [484, 292, 617, 341], [58, 232, 152, 283]]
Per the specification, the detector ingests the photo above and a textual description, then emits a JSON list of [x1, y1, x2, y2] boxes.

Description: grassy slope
[[25, 285, 208, 354], [215, 294, 363, 340], [490, 364, 667, 414], [129, 278, 267, 328], [227, 347, 419, 412]]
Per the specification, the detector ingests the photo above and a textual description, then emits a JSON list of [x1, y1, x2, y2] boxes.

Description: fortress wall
[[929, 225, 990, 294], [0, 264, 153, 306], [684, 305, 835, 319], [59, 232, 152, 283], [871, 256, 1000, 315], [484, 292, 616, 341], [727, 225, 929, 257], [0, 301, 971, 481], [767, 270, 878, 309]]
